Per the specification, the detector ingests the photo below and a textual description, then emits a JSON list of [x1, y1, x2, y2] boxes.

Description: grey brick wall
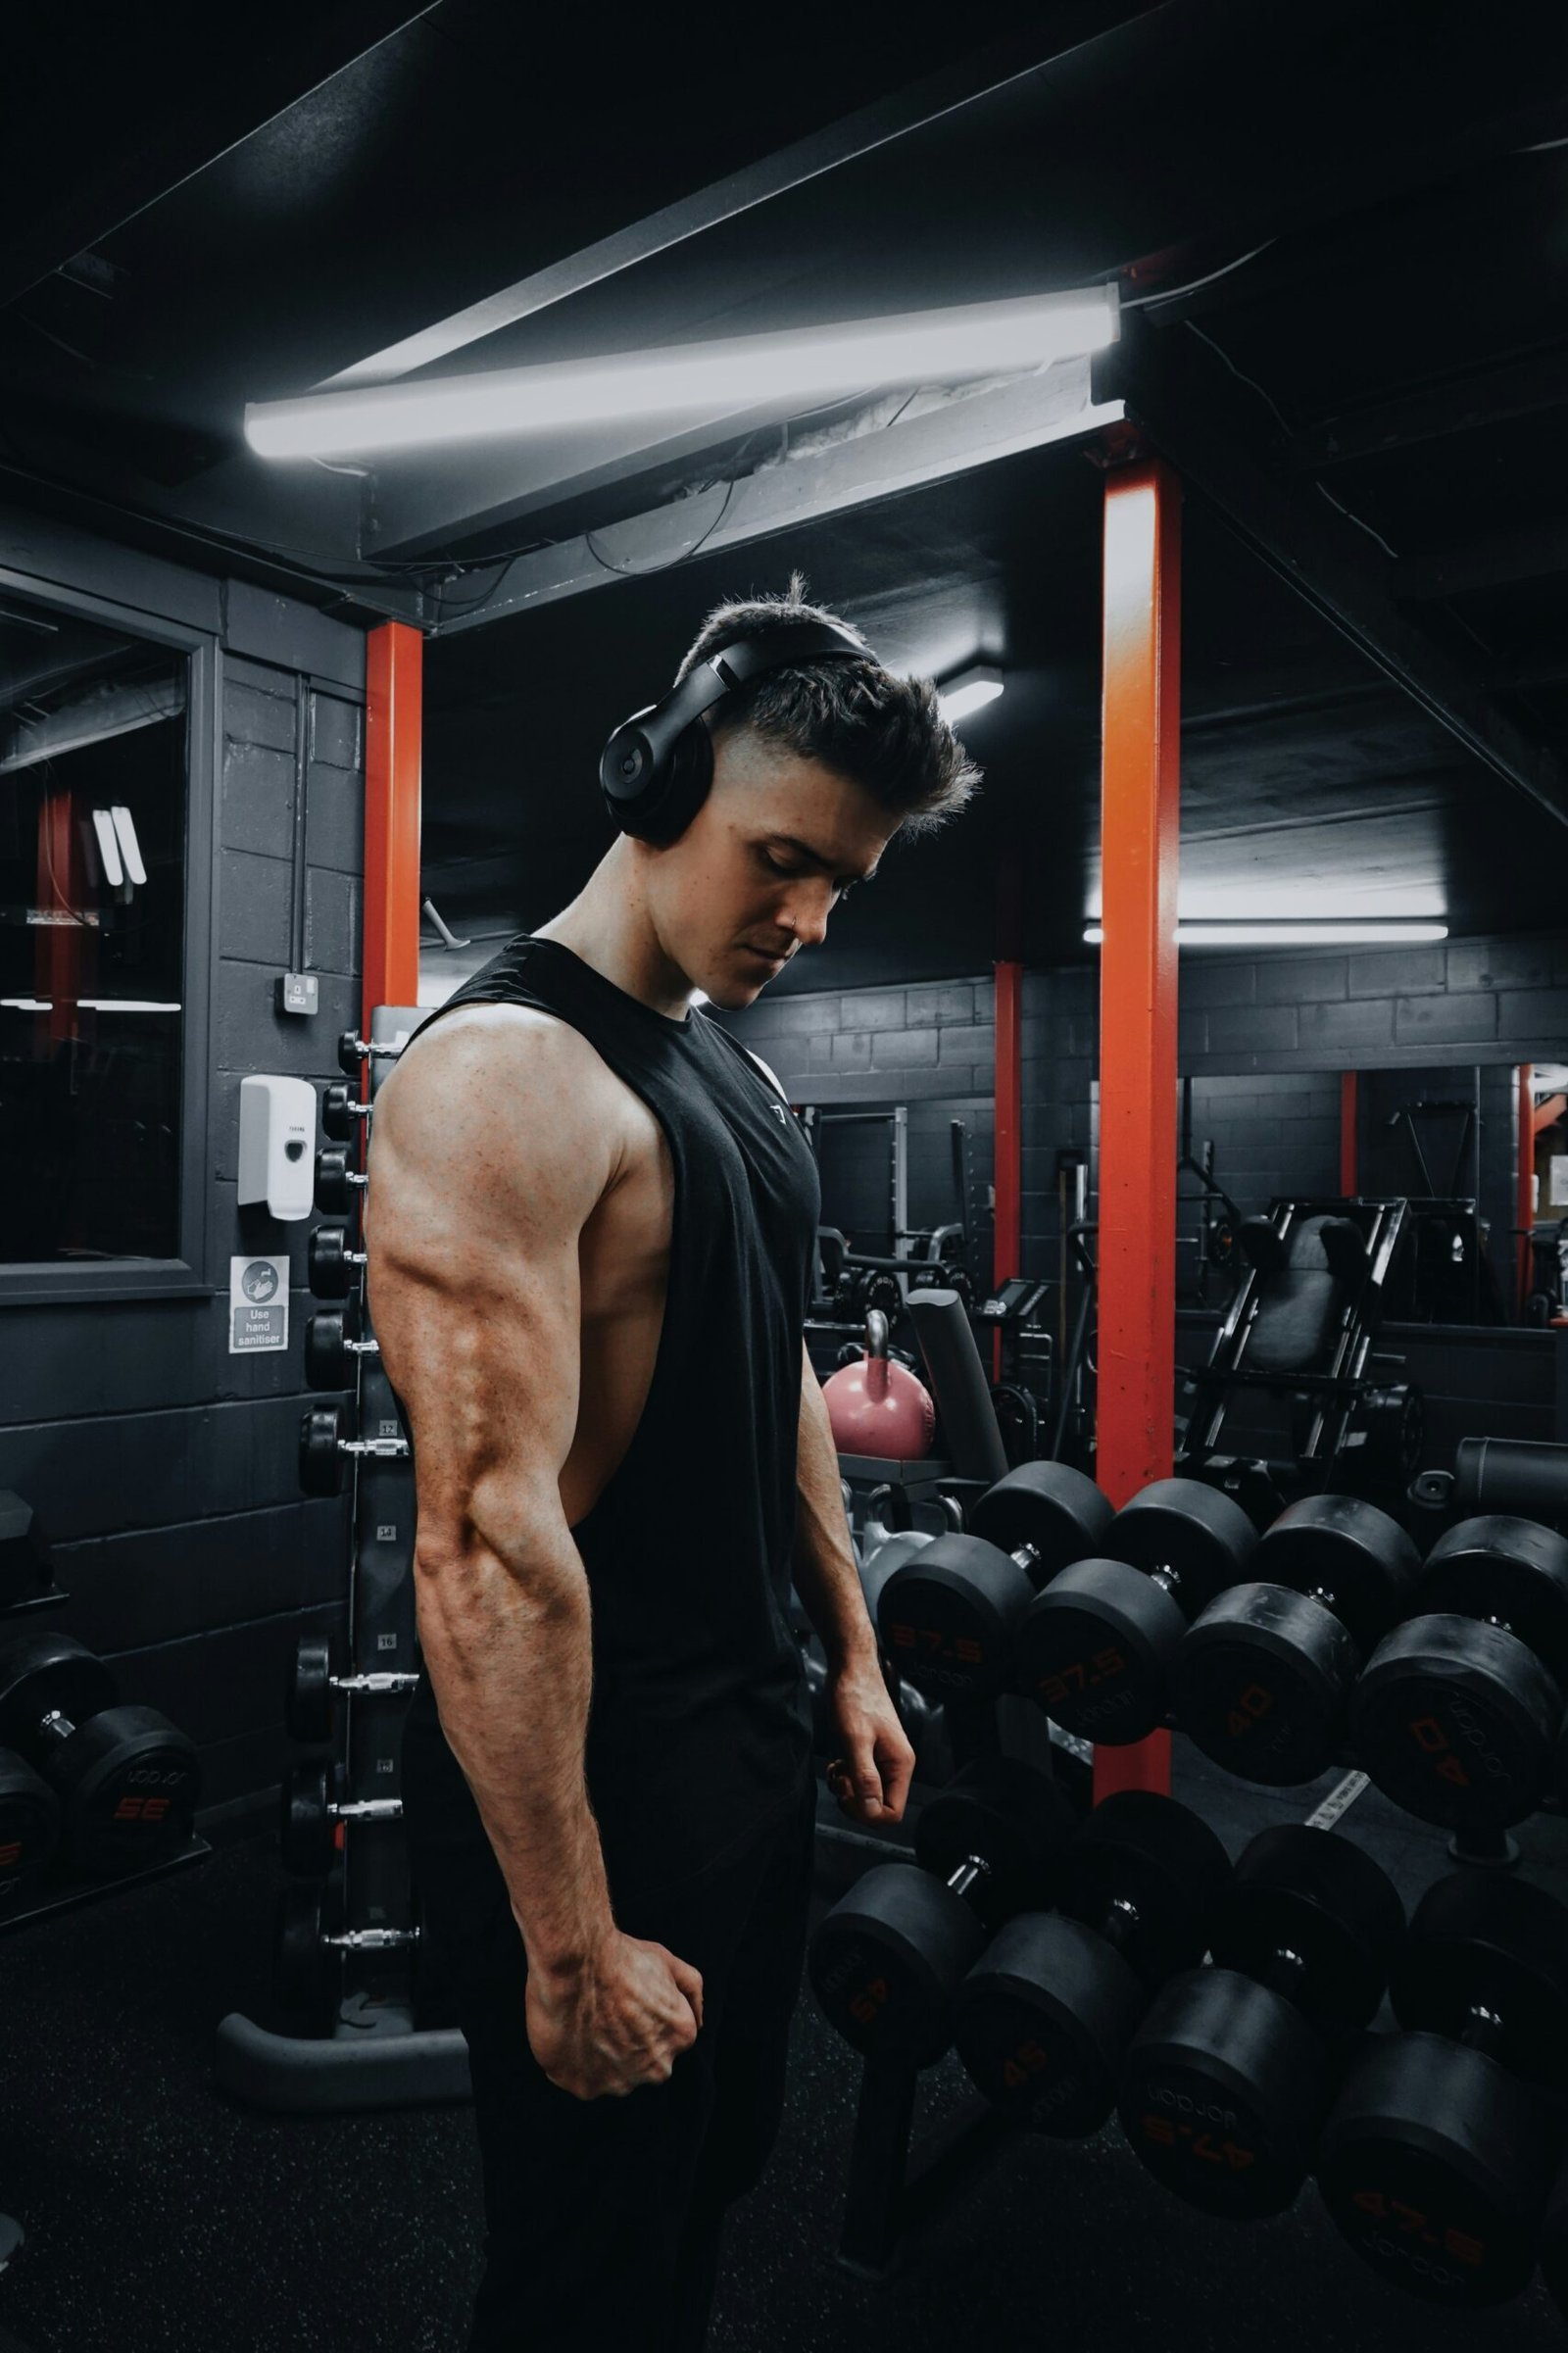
[[0, 509, 366, 1817]]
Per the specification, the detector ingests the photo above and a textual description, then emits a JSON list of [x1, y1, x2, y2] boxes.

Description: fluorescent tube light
[[245, 287, 1121, 462], [938, 665, 1005, 724], [1, 999, 181, 1012], [1083, 921, 1449, 948], [110, 806, 147, 886], [90, 807, 124, 888]]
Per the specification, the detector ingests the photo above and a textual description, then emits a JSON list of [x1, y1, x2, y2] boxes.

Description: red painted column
[[1340, 1072, 1359, 1196], [1519, 1063, 1537, 1314], [1094, 456, 1182, 1802], [363, 622, 424, 1050]]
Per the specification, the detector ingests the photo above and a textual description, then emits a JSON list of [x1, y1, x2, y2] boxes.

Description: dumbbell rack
[[216, 1004, 470, 2112]]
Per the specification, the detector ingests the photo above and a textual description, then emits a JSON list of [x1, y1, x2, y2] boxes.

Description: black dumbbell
[[1119, 1824, 1403, 2220], [279, 1757, 405, 1877], [305, 1304, 380, 1390], [1172, 1495, 1423, 1786], [808, 1757, 1075, 2065], [1351, 1514, 1568, 1831], [0, 1744, 61, 1912], [285, 1633, 419, 1747], [320, 1083, 372, 1144], [337, 1029, 404, 1077], [877, 1462, 1112, 1703], [0, 1632, 201, 1874], [316, 1147, 368, 1218], [307, 1226, 367, 1299], [1010, 1478, 1257, 1745], [1318, 1872, 1568, 2308], [954, 1791, 1230, 2135], [274, 1868, 419, 2027], [299, 1404, 410, 1496]]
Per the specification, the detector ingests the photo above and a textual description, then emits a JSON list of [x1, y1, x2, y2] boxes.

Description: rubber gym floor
[[2, 1741, 1564, 2353]]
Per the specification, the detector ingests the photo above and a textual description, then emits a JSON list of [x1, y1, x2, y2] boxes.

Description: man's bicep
[[365, 1029, 612, 1551]]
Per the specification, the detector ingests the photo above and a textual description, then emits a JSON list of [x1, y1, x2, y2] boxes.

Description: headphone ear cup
[[640, 721, 713, 845]]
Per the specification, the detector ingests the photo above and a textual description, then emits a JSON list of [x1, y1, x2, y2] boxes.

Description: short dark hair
[[673, 573, 981, 838]]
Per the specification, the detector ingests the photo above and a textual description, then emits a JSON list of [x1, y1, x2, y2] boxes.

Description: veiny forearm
[[793, 1354, 879, 1669], [414, 1519, 613, 1982]]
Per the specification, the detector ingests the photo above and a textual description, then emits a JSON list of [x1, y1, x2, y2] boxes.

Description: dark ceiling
[[4, 0, 1568, 986]]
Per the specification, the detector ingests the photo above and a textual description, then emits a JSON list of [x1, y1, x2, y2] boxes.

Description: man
[[368, 581, 981, 2351]]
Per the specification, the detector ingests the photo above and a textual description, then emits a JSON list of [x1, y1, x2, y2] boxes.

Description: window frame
[[0, 565, 219, 1305]]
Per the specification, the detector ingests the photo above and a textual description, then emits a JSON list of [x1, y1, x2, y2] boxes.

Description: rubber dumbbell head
[[305, 1304, 378, 1391], [1012, 1478, 1257, 1743], [275, 1869, 345, 2026], [286, 1635, 339, 1747], [1318, 1872, 1568, 2308], [808, 1757, 1074, 2065], [1119, 1824, 1403, 2220], [320, 1083, 371, 1145], [315, 1147, 368, 1219], [300, 1405, 348, 1496], [1173, 1495, 1422, 1786], [955, 1792, 1229, 2136], [0, 1631, 200, 1874], [0, 1744, 62, 1911], [1351, 1514, 1568, 1831], [877, 1461, 1111, 1702], [307, 1226, 366, 1300]]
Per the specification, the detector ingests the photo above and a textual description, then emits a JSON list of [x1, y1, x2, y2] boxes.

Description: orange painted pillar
[[1519, 1063, 1537, 1313], [1094, 456, 1182, 1802], [1340, 1072, 1359, 1196], [363, 621, 424, 1062]]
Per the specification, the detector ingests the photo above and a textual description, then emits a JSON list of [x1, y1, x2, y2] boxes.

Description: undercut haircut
[[673, 573, 982, 839]]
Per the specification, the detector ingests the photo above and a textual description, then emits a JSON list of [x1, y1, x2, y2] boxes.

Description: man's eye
[[761, 852, 801, 877]]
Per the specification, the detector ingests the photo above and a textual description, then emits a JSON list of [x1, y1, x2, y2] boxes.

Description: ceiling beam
[[1114, 316, 1568, 830], [426, 361, 1123, 636], [1292, 345, 1568, 472], [0, 5, 437, 315], [1400, 515, 1568, 603]]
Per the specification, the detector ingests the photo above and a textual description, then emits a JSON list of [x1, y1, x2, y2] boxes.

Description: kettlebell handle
[[863, 1308, 889, 1361]]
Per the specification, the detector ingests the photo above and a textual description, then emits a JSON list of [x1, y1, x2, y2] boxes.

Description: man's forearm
[[793, 1350, 880, 1668], [414, 1523, 613, 1981]]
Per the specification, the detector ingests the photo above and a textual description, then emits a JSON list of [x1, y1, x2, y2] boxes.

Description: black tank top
[[401, 935, 819, 1890]]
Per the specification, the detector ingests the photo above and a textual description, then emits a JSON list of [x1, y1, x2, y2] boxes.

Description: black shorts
[[402, 1710, 817, 2353]]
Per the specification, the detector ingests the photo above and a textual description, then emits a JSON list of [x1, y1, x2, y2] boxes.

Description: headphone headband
[[599, 617, 872, 842]]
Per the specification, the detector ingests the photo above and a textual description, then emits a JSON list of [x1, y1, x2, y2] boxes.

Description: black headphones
[[598, 618, 871, 845]]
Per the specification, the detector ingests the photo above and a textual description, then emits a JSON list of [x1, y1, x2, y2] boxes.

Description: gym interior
[[5, 6, 1568, 2347]]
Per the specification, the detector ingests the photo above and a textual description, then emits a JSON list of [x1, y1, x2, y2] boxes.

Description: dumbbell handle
[[322, 1925, 419, 1954], [1457, 2001, 1506, 2059], [37, 1709, 78, 1744], [326, 1796, 404, 1827], [322, 1166, 369, 1193], [943, 1852, 992, 1904], [340, 1034, 402, 1064], [337, 1337, 380, 1358], [1086, 1892, 1142, 1953], [336, 1437, 410, 1462], [329, 1671, 420, 1698]]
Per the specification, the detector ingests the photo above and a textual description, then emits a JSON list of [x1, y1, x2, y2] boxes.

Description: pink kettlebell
[[822, 1308, 935, 1460]]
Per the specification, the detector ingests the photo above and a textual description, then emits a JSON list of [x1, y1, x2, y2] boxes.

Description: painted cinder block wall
[[0, 508, 366, 1817]]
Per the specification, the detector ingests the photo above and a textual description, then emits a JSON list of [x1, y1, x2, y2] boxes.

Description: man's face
[[646, 729, 900, 1010]]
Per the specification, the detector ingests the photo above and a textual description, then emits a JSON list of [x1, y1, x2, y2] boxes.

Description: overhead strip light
[[245, 286, 1121, 462], [90, 807, 124, 889], [1083, 921, 1449, 948], [938, 664, 1005, 724]]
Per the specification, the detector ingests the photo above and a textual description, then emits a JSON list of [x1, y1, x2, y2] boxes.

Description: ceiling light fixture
[[244, 287, 1121, 462], [110, 806, 146, 887], [1082, 920, 1450, 948], [90, 807, 124, 889], [938, 664, 1005, 724]]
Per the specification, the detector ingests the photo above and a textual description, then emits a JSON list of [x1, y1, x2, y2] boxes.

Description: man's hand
[[824, 1655, 917, 1825], [525, 1929, 705, 2100]]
